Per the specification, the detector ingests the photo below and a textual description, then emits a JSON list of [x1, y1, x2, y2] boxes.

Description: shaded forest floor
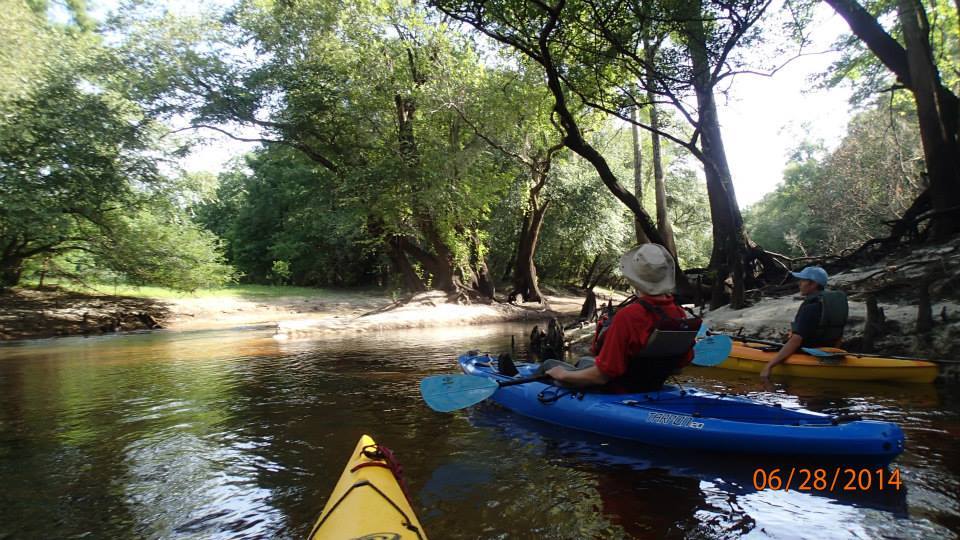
[[0, 285, 597, 341]]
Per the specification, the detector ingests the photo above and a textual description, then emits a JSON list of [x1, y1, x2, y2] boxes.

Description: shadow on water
[[465, 400, 909, 510], [0, 324, 957, 539]]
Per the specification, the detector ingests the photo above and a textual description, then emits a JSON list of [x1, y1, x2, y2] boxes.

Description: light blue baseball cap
[[790, 266, 828, 287]]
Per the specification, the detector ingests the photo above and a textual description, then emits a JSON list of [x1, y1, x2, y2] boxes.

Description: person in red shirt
[[545, 244, 694, 391]]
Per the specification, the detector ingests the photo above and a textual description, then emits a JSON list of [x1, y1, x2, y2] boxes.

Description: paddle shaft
[[497, 375, 549, 387], [715, 332, 959, 365]]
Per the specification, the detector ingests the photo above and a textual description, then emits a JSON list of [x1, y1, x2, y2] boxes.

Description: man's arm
[[762, 300, 820, 380], [760, 334, 803, 380], [546, 365, 610, 387]]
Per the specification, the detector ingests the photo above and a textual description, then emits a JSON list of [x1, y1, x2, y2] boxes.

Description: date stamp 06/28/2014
[[752, 467, 903, 492]]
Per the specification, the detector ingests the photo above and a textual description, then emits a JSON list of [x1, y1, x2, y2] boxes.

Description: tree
[[746, 101, 925, 256], [117, 0, 514, 296], [824, 0, 960, 239], [0, 1, 231, 290], [645, 38, 678, 258], [194, 147, 375, 287], [444, 62, 572, 302], [434, 0, 781, 307]]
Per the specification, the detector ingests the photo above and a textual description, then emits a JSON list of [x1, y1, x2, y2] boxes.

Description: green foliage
[[0, 1, 233, 290], [665, 168, 712, 269], [194, 147, 375, 286], [535, 149, 633, 284], [486, 118, 714, 285], [117, 0, 539, 287], [744, 142, 829, 255], [94, 209, 235, 291], [745, 100, 924, 256], [14, 0, 932, 298], [268, 260, 292, 285], [822, 0, 960, 102]]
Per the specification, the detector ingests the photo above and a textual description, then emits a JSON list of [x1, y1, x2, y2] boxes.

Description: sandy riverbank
[[0, 286, 593, 341]]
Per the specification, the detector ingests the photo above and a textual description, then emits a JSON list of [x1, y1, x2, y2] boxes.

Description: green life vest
[[802, 290, 849, 345]]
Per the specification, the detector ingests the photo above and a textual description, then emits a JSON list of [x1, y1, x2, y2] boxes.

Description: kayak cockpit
[[463, 354, 835, 426]]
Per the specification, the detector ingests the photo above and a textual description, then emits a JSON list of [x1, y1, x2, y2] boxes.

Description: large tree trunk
[[581, 254, 600, 289], [0, 255, 24, 290], [474, 257, 495, 299], [1, 236, 26, 289], [686, 0, 750, 309], [825, 0, 960, 239], [395, 92, 465, 293], [467, 230, 495, 299], [631, 107, 651, 244], [385, 237, 426, 293], [897, 0, 960, 239], [697, 87, 748, 309], [408, 219, 464, 293], [511, 196, 549, 303], [650, 107, 678, 257], [645, 39, 678, 257]]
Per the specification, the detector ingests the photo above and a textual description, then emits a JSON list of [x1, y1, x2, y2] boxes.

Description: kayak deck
[[459, 354, 904, 464], [310, 434, 427, 540], [719, 342, 938, 383]]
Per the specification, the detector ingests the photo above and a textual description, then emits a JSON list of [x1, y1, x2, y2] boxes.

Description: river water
[[0, 324, 957, 539]]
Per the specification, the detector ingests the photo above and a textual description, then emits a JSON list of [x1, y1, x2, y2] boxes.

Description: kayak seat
[[631, 330, 699, 358], [623, 329, 699, 392]]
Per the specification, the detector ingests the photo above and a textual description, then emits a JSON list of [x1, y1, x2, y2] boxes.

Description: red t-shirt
[[594, 295, 694, 379]]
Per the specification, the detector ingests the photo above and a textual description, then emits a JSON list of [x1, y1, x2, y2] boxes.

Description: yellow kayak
[[716, 342, 939, 383], [309, 435, 427, 540]]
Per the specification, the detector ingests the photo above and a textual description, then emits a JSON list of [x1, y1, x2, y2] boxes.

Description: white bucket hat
[[619, 244, 676, 296]]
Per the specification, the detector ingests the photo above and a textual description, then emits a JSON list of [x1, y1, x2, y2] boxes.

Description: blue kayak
[[458, 353, 905, 464]]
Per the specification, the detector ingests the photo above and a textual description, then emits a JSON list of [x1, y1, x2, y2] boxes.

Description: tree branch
[[174, 124, 341, 174]]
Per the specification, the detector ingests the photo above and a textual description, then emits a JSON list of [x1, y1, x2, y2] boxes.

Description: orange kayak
[[715, 342, 939, 383]]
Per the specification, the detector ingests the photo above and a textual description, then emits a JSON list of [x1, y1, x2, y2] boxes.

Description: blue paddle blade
[[420, 374, 500, 412], [691, 335, 733, 367], [801, 347, 845, 363]]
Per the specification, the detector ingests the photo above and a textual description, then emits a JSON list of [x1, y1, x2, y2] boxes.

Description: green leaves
[[0, 1, 233, 290], [745, 100, 924, 256], [822, 0, 960, 103]]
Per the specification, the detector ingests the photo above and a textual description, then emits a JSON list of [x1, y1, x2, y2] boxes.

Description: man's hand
[[760, 363, 772, 381], [759, 334, 803, 382], [545, 366, 568, 382]]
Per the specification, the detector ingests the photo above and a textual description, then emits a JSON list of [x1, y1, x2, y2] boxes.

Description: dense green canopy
[[1, 0, 231, 290], [1, 0, 955, 302]]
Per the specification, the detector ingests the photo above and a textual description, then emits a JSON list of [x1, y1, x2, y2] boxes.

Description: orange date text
[[752, 467, 902, 492]]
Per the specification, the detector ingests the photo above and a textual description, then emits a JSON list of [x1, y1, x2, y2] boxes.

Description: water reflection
[[0, 325, 957, 539]]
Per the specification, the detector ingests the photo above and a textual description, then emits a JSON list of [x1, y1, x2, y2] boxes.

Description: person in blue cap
[[760, 266, 849, 380]]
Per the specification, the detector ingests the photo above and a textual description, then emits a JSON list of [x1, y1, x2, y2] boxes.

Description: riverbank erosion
[[0, 287, 591, 341]]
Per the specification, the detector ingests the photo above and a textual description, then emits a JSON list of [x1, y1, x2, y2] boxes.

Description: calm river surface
[[1, 324, 957, 539]]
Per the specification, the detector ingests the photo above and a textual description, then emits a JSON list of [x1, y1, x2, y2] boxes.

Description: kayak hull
[[719, 342, 939, 383], [310, 434, 427, 540], [459, 354, 904, 464]]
